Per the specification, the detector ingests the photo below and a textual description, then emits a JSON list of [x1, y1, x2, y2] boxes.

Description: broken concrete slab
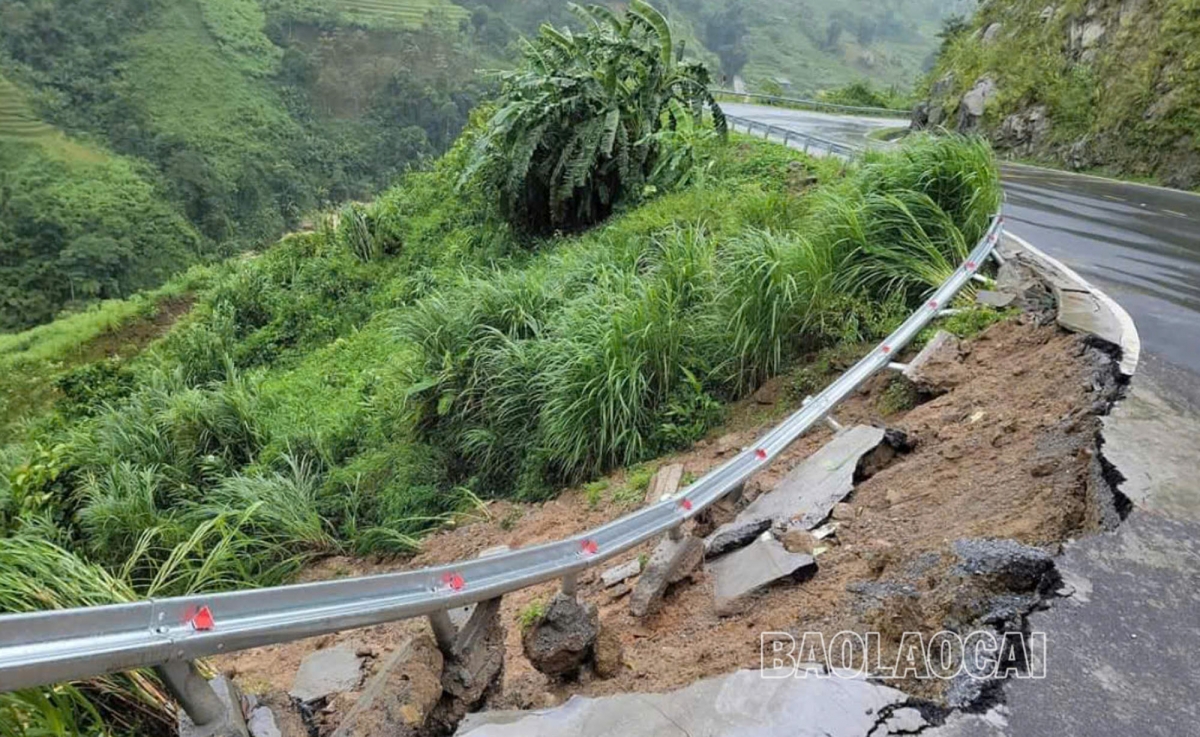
[[331, 635, 445, 737], [600, 559, 641, 587], [248, 695, 307, 737], [710, 534, 816, 616], [177, 675, 250, 737], [953, 538, 1055, 592], [289, 646, 363, 703], [704, 516, 771, 558], [246, 707, 281, 737], [976, 289, 1016, 308], [723, 425, 886, 535], [522, 593, 599, 678], [629, 534, 704, 617], [903, 331, 963, 395], [643, 463, 684, 505], [455, 667, 917, 736]]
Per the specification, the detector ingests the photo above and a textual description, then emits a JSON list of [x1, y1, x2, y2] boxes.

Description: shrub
[[462, 1, 725, 234]]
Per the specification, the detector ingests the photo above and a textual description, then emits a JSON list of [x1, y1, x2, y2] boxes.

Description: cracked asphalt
[[730, 102, 1200, 735]]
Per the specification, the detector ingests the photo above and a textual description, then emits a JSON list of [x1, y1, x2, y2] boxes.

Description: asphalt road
[[729, 102, 1200, 736], [724, 102, 1200, 412]]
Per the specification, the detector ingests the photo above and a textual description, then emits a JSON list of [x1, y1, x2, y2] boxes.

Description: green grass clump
[[517, 599, 546, 632]]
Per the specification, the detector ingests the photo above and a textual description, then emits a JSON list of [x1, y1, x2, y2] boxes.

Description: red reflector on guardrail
[[580, 539, 599, 556], [442, 572, 465, 591], [189, 606, 215, 632], [928, 299, 939, 310], [881, 345, 892, 354], [755, 448, 768, 460], [679, 499, 693, 511], [966, 261, 978, 271]]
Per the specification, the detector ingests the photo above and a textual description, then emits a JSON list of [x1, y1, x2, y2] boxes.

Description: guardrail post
[[428, 610, 458, 653], [157, 660, 224, 725], [561, 572, 578, 597]]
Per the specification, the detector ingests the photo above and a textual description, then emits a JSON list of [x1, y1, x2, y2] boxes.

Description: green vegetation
[[920, 0, 1200, 189], [0, 5, 1003, 733]]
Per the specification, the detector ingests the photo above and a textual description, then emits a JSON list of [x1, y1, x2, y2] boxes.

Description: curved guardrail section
[[726, 114, 858, 158], [0, 215, 1004, 694], [713, 89, 912, 119]]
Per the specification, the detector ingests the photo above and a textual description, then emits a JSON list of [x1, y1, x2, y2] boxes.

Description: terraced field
[[334, 0, 468, 27], [0, 75, 53, 140]]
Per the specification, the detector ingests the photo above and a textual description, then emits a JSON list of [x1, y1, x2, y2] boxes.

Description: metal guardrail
[[0, 216, 1004, 699], [713, 89, 912, 119], [726, 114, 858, 159]]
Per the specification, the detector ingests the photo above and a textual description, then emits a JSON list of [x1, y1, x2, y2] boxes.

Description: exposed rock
[[710, 534, 816, 616], [643, 463, 684, 505], [251, 695, 307, 737], [290, 646, 364, 704], [903, 330, 963, 395], [996, 256, 1054, 314], [522, 593, 599, 678], [1040, 4, 1056, 22], [957, 77, 997, 131], [982, 22, 1003, 44], [953, 538, 1056, 593], [178, 675, 249, 737], [704, 516, 771, 558], [600, 559, 641, 587], [592, 627, 624, 679], [998, 105, 1051, 153], [831, 502, 856, 521], [750, 380, 782, 405], [247, 707, 281, 737], [713, 434, 741, 456], [456, 668, 915, 737], [630, 534, 705, 616], [331, 636, 445, 737]]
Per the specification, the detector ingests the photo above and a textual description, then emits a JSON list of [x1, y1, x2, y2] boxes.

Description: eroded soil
[[216, 315, 1118, 722]]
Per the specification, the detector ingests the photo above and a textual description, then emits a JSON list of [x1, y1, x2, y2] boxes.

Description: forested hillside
[[0, 0, 487, 330], [915, 0, 1200, 189]]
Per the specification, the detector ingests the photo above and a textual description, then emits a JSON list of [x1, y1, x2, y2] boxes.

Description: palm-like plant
[[463, 1, 726, 234]]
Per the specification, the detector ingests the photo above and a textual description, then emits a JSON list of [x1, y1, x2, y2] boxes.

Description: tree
[[463, 1, 726, 234]]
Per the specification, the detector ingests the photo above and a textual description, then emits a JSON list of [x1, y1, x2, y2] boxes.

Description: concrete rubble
[[953, 538, 1056, 593], [706, 425, 886, 552], [709, 533, 816, 615], [902, 331, 963, 395], [522, 593, 599, 678], [599, 559, 641, 587], [455, 668, 926, 737], [642, 463, 684, 505], [289, 646, 364, 703], [704, 515, 771, 558], [629, 533, 704, 616]]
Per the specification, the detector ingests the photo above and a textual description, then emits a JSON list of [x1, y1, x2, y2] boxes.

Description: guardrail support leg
[[561, 572, 578, 597], [428, 610, 458, 653], [155, 660, 227, 728]]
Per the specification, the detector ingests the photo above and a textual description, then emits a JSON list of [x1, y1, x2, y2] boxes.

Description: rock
[[290, 646, 364, 704], [884, 707, 928, 733], [178, 675, 250, 737], [704, 516, 772, 558], [982, 22, 1003, 44], [253, 695, 307, 737], [630, 534, 705, 616], [523, 593, 599, 678], [1040, 4, 1056, 22], [592, 628, 624, 679], [751, 381, 781, 405], [600, 559, 642, 587], [604, 583, 631, 603], [643, 463, 684, 505], [247, 707, 281, 737], [723, 425, 886, 534], [953, 538, 1056, 593], [331, 636, 445, 737], [781, 527, 819, 554], [903, 330, 963, 395], [1030, 458, 1058, 477], [957, 77, 997, 131], [930, 72, 956, 99], [438, 597, 506, 727], [998, 105, 1051, 153], [1080, 20, 1106, 48], [976, 290, 1016, 308], [710, 534, 816, 616], [995, 256, 1053, 314], [831, 503, 856, 521], [713, 433, 741, 456], [455, 667, 915, 737]]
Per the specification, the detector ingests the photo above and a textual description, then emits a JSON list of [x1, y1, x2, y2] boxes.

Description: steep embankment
[[915, 0, 1200, 188]]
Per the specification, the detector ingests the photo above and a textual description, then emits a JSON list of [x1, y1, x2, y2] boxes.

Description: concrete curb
[[1000, 232, 1140, 377]]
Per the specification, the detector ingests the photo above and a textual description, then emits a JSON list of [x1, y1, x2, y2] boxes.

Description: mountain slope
[[915, 0, 1200, 189]]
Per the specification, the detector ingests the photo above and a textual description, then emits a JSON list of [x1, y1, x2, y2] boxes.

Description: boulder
[[629, 534, 705, 616], [710, 534, 817, 616], [331, 636, 445, 737], [957, 77, 997, 131], [592, 627, 624, 679], [522, 593, 599, 678]]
